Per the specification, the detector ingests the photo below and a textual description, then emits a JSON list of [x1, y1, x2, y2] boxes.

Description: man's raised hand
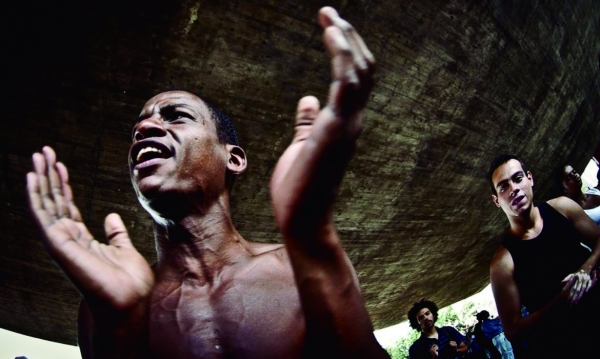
[[269, 8, 387, 358], [270, 7, 375, 240], [27, 146, 154, 311]]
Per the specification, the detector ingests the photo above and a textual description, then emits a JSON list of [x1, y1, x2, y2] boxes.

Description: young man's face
[[129, 91, 228, 205], [562, 165, 582, 197], [416, 307, 435, 331], [491, 159, 534, 217]]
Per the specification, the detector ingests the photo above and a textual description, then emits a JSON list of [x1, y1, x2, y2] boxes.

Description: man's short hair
[[487, 154, 529, 195], [407, 298, 438, 331], [204, 100, 239, 147]]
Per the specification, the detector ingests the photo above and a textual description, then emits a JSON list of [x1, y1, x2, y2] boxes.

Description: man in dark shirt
[[488, 154, 600, 358], [473, 311, 507, 359], [408, 299, 468, 359]]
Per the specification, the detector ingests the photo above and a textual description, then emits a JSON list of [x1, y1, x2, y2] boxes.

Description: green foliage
[[437, 302, 479, 334], [387, 330, 420, 359]]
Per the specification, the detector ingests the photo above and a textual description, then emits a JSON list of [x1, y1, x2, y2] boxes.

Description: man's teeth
[[136, 147, 163, 162]]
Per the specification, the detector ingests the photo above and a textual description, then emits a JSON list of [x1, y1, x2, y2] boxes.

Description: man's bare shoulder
[[490, 245, 513, 273], [235, 242, 293, 279], [547, 196, 579, 216], [246, 241, 286, 256]]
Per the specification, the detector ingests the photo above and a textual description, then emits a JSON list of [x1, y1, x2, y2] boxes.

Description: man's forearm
[[456, 343, 469, 354], [580, 236, 600, 273], [503, 293, 567, 342], [79, 299, 150, 359]]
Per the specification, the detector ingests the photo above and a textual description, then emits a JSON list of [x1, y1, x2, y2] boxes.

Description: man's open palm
[[27, 146, 154, 310]]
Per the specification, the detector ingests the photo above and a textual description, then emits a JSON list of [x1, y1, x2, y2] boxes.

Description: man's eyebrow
[[132, 103, 200, 127], [511, 171, 524, 179], [495, 179, 509, 189], [495, 171, 525, 189]]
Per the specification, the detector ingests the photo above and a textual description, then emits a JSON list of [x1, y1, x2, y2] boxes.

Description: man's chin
[[134, 182, 161, 201], [514, 203, 532, 216]]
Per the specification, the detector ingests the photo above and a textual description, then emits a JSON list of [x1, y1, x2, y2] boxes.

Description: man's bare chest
[[148, 276, 304, 358]]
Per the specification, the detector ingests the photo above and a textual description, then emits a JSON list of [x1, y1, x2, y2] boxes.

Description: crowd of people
[[405, 154, 600, 359], [487, 154, 600, 359], [405, 300, 514, 359], [24, 5, 600, 359]]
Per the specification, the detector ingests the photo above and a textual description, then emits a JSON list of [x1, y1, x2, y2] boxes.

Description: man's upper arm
[[490, 247, 521, 338], [551, 197, 600, 246]]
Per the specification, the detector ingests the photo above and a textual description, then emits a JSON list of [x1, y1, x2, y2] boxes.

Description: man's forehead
[[492, 159, 524, 184], [564, 165, 574, 174], [141, 91, 207, 113], [417, 308, 431, 315]]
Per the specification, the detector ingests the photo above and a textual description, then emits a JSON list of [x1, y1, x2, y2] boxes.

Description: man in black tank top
[[487, 154, 600, 358]]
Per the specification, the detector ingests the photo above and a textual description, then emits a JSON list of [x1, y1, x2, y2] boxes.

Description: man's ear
[[492, 194, 500, 208], [527, 171, 533, 186], [226, 145, 247, 174]]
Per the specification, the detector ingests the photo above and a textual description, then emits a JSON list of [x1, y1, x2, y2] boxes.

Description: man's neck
[[422, 326, 438, 338], [152, 196, 252, 284], [507, 205, 543, 240]]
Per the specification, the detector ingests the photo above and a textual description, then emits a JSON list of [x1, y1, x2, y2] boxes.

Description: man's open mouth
[[130, 140, 171, 168], [512, 195, 525, 206]]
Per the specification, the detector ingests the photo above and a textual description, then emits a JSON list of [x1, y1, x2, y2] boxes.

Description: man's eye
[[169, 112, 192, 121]]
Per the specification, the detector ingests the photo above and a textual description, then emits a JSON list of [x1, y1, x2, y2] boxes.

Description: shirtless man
[[27, 7, 389, 359], [488, 154, 600, 358]]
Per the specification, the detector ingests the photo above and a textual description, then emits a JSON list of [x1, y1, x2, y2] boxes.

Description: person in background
[[488, 154, 600, 358], [407, 299, 469, 359], [555, 163, 600, 225], [474, 311, 513, 359]]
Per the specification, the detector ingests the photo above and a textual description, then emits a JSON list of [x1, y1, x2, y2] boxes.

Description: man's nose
[[509, 184, 519, 197], [134, 116, 167, 141]]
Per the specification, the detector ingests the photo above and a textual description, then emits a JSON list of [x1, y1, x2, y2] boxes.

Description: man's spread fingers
[[46, 156, 67, 218], [317, 7, 337, 29], [27, 172, 53, 228], [562, 275, 575, 291], [33, 152, 58, 220], [26, 172, 41, 209], [324, 26, 357, 85], [350, 29, 375, 70], [329, 14, 369, 73], [56, 162, 72, 202], [57, 162, 83, 221]]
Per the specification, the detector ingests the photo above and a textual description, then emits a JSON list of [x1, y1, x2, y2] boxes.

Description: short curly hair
[[408, 298, 439, 331]]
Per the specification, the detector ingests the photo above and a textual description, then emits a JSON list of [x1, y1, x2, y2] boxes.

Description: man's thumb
[[104, 213, 133, 248]]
